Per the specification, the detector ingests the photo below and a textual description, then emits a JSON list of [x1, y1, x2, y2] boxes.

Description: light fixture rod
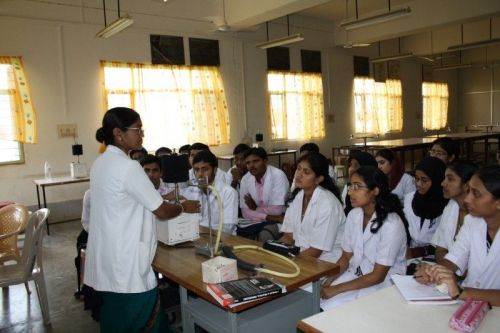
[[340, 6, 411, 30], [256, 33, 304, 49], [102, 0, 107, 26], [448, 38, 500, 52], [370, 52, 413, 63]]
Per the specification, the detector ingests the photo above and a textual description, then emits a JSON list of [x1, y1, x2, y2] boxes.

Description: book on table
[[391, 274, 457, 304], [206, 276, 285, 307]]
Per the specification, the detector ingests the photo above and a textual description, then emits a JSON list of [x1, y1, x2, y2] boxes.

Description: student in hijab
[[342, 151, 378, 216], [404, 156, 448, 258]]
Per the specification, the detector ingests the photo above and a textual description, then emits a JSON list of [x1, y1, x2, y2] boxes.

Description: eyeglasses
[[126, 127, 145, 136], [347, 183, 369, 191], [429, 149, 447, 157]]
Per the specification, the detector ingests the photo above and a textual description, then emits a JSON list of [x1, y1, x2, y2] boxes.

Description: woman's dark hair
[[192, 150, 218, 168], [475, 165, 500, 199], [244, 147, 268, 160], [348, 151, 378, 168], [291, 152, 342, 204], [447, 160, 478, 184], [95, 107, 140, 146], [353, 166, 411, 245], [432, 137, 460, 160], [375, 149, 404, 191], [233, 143, 251, 155], [299, 143, 320, 154]]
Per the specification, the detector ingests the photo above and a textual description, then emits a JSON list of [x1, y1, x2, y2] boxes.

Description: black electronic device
[[72, 144, 83, 156], [263, 240, 300, 257], [161, 154, 189, 183]]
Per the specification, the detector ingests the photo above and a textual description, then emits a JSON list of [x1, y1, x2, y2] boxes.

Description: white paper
[[391, 274, 453, 302]]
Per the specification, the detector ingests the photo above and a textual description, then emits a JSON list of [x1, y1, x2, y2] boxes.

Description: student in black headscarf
[[403, 156, 448, 258], [341, 151, 378, 216]]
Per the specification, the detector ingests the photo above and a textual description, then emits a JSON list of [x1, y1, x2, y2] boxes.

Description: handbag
[[449, 298, 490, 332]]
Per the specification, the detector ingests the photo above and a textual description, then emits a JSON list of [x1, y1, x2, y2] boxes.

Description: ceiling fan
[[205, 0, 259, 32]]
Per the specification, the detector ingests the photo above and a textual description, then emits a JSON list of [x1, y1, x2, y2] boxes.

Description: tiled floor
[[1, 220, 99, 333]]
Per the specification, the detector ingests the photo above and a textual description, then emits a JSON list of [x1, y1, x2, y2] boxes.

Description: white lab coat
[[431, 199, 460, 250], [445, 215, 500, 289], [404, 191, 443, 248], [341, 184, 348, 209], [85, 145, 163, 293], [320, 208, 407, 310], [181, 179, 238, 235], [281, 186, 345, 263], [81, 189, 91, 232], [392, 173, 416, 205], [239, 165, 289, 209]]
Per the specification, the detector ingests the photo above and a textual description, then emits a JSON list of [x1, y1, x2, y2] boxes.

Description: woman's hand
[[181, 200, 201, 214], [414, 263, 433, 285], [425, 264, 461, 298]]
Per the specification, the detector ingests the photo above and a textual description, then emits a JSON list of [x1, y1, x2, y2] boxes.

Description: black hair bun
[[95, 127, 106, 143]]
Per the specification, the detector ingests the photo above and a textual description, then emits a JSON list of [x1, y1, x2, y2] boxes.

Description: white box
[[157, 212, 200, 245], [202, 256, 238, 284]]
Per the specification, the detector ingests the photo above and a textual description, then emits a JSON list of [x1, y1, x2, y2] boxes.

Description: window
[[101, 61, 230, 149], [267, 71, 325, 140], [422, 82, 448, 131], [0, 57, 36, 164], [353, 77, 403, 134]]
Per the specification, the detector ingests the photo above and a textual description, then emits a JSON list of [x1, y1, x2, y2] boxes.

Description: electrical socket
[[57, 124, 78, 138]]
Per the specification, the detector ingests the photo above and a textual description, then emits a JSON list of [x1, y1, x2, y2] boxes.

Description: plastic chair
[[0, 208, 51, 325], [0, 204, 30, 264]]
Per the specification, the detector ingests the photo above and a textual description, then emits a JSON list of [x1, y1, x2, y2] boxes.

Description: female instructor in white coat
[[84, 107, 199, 332]]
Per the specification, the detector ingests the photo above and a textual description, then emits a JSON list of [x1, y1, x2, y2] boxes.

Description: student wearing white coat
[[431, 161, 477, 263], [188, 142, 231, 185], [181, 150, 238, 235], [280, 152, 345, 263], [404, 157, 448, 258], [320, 166, 409, 310], [417, 165, 500, 306], [85, 107, 200, 332], [375, 149, 415, 204]]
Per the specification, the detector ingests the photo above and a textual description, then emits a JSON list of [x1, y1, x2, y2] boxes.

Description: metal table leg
[[41, 185, 50, 235]]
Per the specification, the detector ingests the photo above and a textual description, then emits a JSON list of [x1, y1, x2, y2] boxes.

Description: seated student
[[181, 150, 238, 234], [375, 149, 415, 204], [404, 157, 448, 258], [155, 146, 172, 157], [239, 147, 289, 240], [431, 161, 477, 264], [416, 165, 500, 306], [139, 154, 171, 195], [280, 152, 345, 263], [429, 137, 459, 164], [188, 142, 231, 185], [129, 147, 148, 161], [290, 143, 336, 191], [226, 143, 251, 190], [320, 166, 409, 310], [342, 151, 378, 216]]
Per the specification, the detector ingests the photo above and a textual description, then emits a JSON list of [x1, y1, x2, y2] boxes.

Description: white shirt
[[431, 199, 460, 250], [81, 189, 91, 232], [392, 173, 416, 205], [320, 208, 407, 310], [445, 215, 500, 289], [281, 186, 345, 263], [239, 165, 289, 209], [189, 168, 231, 185], [404, 191, 442, 248], [341, 184, 348, 209], [85, 145, 163, 293], [181, 178, 238, 234]]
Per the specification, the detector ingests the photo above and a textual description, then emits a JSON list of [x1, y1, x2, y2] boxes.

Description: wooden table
[[298, 285, 500, 333], [33, 176, 90, 234], [153, 229, 338, 333]]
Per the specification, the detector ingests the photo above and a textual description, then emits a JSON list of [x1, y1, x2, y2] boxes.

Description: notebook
[[391, 274, 457, 304]]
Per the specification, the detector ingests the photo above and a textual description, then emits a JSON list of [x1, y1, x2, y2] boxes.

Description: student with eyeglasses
[[319, 166, 409, 310], [415, 165, 500, 306], [404, 156, 448, 259], [428, 137, 460, 164]]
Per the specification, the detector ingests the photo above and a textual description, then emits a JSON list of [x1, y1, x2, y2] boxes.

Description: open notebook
[[391, 275, 458, 305]]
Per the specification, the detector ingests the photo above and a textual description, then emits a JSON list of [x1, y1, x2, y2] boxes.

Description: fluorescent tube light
[[370, 52, 413, 63], [96, 15, 134, 39], [340, 7, 411, 30], [256, 33, 304, 49], [447, 38, 500, 52], [433, 63, 473, 71]]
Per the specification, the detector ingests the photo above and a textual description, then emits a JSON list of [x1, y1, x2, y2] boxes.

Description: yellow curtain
[[353, 77, 402, 135], [267, 71, 325, 140], [0, 56, 37, 143], [101, 61, 230, 148], [422, 82, 448, 131]]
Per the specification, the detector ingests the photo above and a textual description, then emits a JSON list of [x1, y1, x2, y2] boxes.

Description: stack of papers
[[391, 275, 457, 305]]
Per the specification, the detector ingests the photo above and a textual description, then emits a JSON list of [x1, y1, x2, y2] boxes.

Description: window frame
[[0, 140, 24, 166]]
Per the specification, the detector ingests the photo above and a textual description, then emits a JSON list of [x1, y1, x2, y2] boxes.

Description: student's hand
[[244, 194, 257, 210], [425, 264, 460, 298], [266, 215, 284, 223], [181, 200, 201, 214], [414, 263, 433, 285], [163, 192, 186, 201], [320, 285, 340, 300], [321, 276, 335, 288], [231, 168, 242, 182]]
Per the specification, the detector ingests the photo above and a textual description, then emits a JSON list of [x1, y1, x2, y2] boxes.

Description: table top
[[33, 176, 90, 186], [297, 286, 500, 333], [152, 229, 338, 313]]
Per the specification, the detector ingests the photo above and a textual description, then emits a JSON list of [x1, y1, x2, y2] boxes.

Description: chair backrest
[[21, 208, 49, 278], [0, 204, 30, 251]]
